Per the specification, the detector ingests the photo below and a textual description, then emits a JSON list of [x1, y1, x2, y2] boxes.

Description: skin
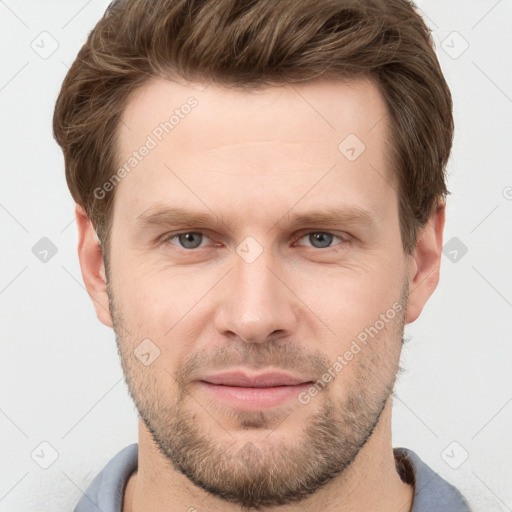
[[76, 76, 445, 511]]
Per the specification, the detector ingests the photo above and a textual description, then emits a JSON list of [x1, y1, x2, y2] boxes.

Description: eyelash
[[161, 230, 349, 250]]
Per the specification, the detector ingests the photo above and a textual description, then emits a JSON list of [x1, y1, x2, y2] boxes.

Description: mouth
[[197, 371, 314, 410]]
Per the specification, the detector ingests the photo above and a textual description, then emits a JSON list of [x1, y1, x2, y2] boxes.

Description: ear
[[75, 204, 113, 328], [405, 202, 445, 324]]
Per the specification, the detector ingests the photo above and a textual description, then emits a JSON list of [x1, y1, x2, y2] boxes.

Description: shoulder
[[394, 447, 472, 512], [72, 444, 138, 512]]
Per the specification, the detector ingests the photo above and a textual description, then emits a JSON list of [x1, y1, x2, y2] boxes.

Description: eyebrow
[[136, 205, 227, 230], [135, 204, 377, 232], [278, 207, 376, 231]]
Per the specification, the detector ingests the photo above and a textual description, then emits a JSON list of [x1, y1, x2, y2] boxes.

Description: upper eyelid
[[293, 229, 349, 239], [294, 232, 348, 247]]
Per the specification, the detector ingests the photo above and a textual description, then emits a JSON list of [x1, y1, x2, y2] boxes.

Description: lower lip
[[197, 381, 312, 409]]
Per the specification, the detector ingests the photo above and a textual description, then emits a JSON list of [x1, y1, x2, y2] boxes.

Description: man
[[53, 0, 472, 510]]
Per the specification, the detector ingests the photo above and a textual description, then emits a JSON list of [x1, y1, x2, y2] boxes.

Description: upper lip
[[200, 371, 312, 388]]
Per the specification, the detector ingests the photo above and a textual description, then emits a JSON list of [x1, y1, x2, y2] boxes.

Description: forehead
[[120, 76, 390, 153], [113, 76, 396, 226]]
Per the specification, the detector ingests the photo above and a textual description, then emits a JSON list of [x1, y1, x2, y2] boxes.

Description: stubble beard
[[108, 281, 407, 510]]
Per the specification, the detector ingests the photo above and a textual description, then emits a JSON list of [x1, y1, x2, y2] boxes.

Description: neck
[[123, 398, 413, 512]]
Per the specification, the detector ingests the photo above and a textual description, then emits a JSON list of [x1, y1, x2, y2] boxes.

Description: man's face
[[105, 77, 413, 507]]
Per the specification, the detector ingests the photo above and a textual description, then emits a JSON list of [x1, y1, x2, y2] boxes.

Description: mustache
[[174, 341, 332, 387]]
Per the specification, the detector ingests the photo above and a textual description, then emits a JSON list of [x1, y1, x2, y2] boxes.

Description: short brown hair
[[53, 0, 453, 255]]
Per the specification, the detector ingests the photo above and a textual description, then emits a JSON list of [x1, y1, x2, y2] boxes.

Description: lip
[[201, 371, 310, 387], [196, 371, 314, 410]]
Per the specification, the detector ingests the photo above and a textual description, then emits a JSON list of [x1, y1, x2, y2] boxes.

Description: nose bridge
[[215, 243, 296, 344]]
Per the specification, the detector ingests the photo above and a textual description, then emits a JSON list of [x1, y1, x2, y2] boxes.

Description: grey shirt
[[73, 444, 472, 512]]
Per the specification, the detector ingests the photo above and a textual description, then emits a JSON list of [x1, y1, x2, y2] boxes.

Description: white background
[[1, 1, 511, 510]]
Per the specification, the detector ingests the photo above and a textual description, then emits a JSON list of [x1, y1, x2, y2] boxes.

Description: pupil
[[312, 233, 332, 248], [180, 233, 201, 248]]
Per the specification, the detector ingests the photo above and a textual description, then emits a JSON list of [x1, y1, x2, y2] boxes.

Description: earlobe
[[405, 203, 445, 324], [75, 204, 113, 328]]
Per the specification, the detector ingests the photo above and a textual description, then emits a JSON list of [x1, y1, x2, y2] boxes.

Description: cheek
[[324, 303, 405, 400], [108, 225, 174, 327], [109, 258, 215, 354], [302, 256, 406, 339]]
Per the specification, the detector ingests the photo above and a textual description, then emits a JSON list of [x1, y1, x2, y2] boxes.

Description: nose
[[214, 249, 298, 344]]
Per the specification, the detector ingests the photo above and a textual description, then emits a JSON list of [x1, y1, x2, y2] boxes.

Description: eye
[[161, 230, 349, 251], [165, 231, 210, 249], [295, 232, 347, 249]]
